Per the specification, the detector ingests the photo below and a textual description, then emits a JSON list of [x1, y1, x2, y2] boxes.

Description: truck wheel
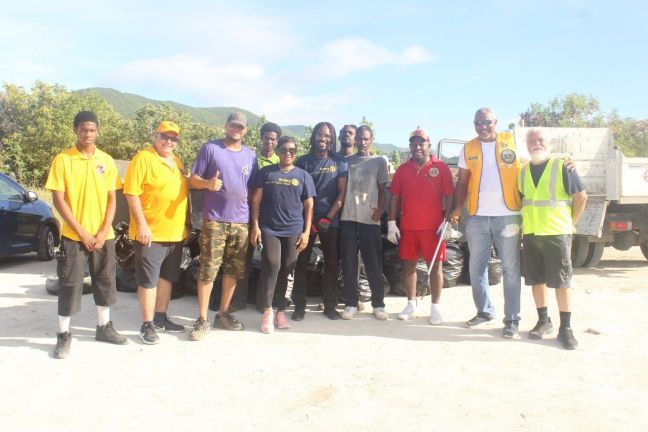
[[583, 242, 605, 267], [571, 235, 589, 268], [641, 242, 648, 261]]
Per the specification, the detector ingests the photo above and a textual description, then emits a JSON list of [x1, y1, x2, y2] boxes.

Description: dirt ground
[[1, 247, 647, 432]]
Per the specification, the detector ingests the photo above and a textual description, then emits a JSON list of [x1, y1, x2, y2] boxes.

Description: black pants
[[258, 233, 299, 310], [339, 221, 385, 308], [293, 227, 339, 310], [58, 237, 116, 316]]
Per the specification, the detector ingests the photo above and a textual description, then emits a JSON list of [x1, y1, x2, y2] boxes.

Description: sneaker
[[341, 306, 357, 320], [96, 321, 128, 344], [429, 304, 443, 325], [139, 322, 160, 345], [557, 327, 578, 350], [54, 331, 71, 359], [189, 317, 210, 341], [398, 302, 417, 321], [323, 307, 341, 320], [465, 313, 494, 328], [261, 310, 274, 334], [274, 310, 290, 330], [153, 314, 185, 333], [502, 320, 520, 339], [292, 308, 305, 321], [215, 312, 244, 331], [529, 318, 554, 340], [373, 307, 388, 321], [357, 301, 366, 312]]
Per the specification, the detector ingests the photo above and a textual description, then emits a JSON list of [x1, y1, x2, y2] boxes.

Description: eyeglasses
[[474, 119, 495, 126], [278, 147, 297, 155], [159, 133, 179, 143]]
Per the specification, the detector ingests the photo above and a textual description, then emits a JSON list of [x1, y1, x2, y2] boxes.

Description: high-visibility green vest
[[518, 158, 572, 235]]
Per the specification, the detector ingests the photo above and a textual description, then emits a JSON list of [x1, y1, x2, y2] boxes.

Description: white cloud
[[309, 37, 435, 78]]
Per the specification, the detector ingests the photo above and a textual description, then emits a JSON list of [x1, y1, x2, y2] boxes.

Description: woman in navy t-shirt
[[250, 137, 316, 334]]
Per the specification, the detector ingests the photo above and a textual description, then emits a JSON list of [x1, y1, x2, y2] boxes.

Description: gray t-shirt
[[340, 154, 389, 225]]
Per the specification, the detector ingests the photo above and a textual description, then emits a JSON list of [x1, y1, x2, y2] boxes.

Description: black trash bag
[[306, 245, 324, 297], [488, 248, 503, 286], [116, 265, 138, 293], [443, 242, 464, 288], [382, 245, 428, 296], [460, 245, 503, 286], [183, 257, 200, 296]]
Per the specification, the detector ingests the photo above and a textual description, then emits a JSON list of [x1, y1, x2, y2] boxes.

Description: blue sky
[[1, 0, 647, 146]]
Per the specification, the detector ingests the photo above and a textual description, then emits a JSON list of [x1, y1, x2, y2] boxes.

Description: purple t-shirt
[[192, 140, 257, 223]]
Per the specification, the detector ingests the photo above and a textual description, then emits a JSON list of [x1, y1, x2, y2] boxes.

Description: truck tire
[[571, 235, 589, 268], [582, 242, 605, 267], [640, 242, 648, 261]]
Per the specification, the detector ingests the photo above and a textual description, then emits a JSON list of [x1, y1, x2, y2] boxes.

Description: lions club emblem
[[291, 178, 299, 186], [428, 167, 439, 177], [241, 163, 250, 176], [500, 149, 516, 164]]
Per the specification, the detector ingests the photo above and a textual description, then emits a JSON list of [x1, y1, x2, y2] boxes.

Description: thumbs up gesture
[[206, 170, 222, 191]]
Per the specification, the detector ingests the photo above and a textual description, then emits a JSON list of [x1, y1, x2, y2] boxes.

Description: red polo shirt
[[390, 157, 454, 230]]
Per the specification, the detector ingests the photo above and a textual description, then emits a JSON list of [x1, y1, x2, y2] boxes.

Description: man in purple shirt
[[188, 112, 257, 341]]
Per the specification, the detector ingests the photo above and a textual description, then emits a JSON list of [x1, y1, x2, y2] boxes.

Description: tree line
[[1, 82, 646, 186]]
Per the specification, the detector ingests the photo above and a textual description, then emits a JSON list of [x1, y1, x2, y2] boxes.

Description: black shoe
[[139, 322, 160, 345], [292, 308, 305, 321], [54, 331, 71, 359], [154, 314, 185, 333], [96, 321, 128, 345], [502, 320, 520, 339], [323, 308, 341, 320], [465, 313, 494, 328], [529, 318, 553, 340], [558, 327, 578, 350]]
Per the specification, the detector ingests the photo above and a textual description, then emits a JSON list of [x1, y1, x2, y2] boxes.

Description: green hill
[[76, 87, 261, 126]]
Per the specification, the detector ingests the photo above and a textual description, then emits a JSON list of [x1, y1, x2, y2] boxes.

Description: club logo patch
[[241, 163, 250, 176], [291, 178, 299, 186], [95, 164, 106, 175], [500, 149, 516, 164], [428, 167, 439, 177]]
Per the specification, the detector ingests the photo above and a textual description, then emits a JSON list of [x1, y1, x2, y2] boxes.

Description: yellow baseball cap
[[156, 121, 180, 135]]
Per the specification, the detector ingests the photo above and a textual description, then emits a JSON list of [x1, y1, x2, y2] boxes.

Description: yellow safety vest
[[518, 158, 572, 235], [463, 132, 521, 215]]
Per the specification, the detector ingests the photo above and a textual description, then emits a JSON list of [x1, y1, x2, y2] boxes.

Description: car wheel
[[641, 242, 648, 261], [44, 274, 93, 296], [37, 225, 56, 261]]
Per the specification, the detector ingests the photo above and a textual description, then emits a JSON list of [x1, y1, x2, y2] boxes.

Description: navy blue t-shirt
[[295, 153, 348, 227], [252, 165, 317, 237]]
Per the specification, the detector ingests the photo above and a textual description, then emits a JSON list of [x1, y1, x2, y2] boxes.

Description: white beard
[[530, 150, 549, 164]]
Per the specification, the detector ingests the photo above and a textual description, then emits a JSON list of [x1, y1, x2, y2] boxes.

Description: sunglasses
[[474, 120, 495, 126], [159, 133, 179, 143], [278, 147, 297, 155]]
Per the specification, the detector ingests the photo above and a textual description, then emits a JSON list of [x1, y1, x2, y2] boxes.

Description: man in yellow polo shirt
[[124, 121, 189, 345], [46, 111, 127, 359]]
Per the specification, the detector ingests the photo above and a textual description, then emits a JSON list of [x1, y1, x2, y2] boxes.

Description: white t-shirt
[[458, 140, 529, 216]]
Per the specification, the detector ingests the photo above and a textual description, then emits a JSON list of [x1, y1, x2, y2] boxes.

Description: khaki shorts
[[198, 220, 249, 281]]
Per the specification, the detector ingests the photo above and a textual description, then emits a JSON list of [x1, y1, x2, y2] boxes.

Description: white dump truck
[[437, 127, 648, 267]]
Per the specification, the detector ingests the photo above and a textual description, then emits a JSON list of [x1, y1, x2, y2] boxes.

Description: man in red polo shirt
[[387, 128, 454, 324]]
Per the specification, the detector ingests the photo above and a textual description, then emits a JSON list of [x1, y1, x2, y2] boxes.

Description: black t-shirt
[[527, 159, 585, 196]]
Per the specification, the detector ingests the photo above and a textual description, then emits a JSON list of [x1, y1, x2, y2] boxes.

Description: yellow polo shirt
[[45, 146, 122, 241], [123, 147, 188, 242]]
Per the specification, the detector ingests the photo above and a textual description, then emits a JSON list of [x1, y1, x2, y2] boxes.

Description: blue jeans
[[465, 215, 521, 321], [339, 221, 385, 308]]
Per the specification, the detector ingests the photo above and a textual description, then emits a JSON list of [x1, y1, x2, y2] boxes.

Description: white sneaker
[[429, 304, 443, 325], [341, 306, 357, 320], [398, 302, 417, 320], [373, 307, 388, 321]]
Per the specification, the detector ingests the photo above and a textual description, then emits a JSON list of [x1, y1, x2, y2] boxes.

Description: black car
[[0, 173, 60, 260]]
